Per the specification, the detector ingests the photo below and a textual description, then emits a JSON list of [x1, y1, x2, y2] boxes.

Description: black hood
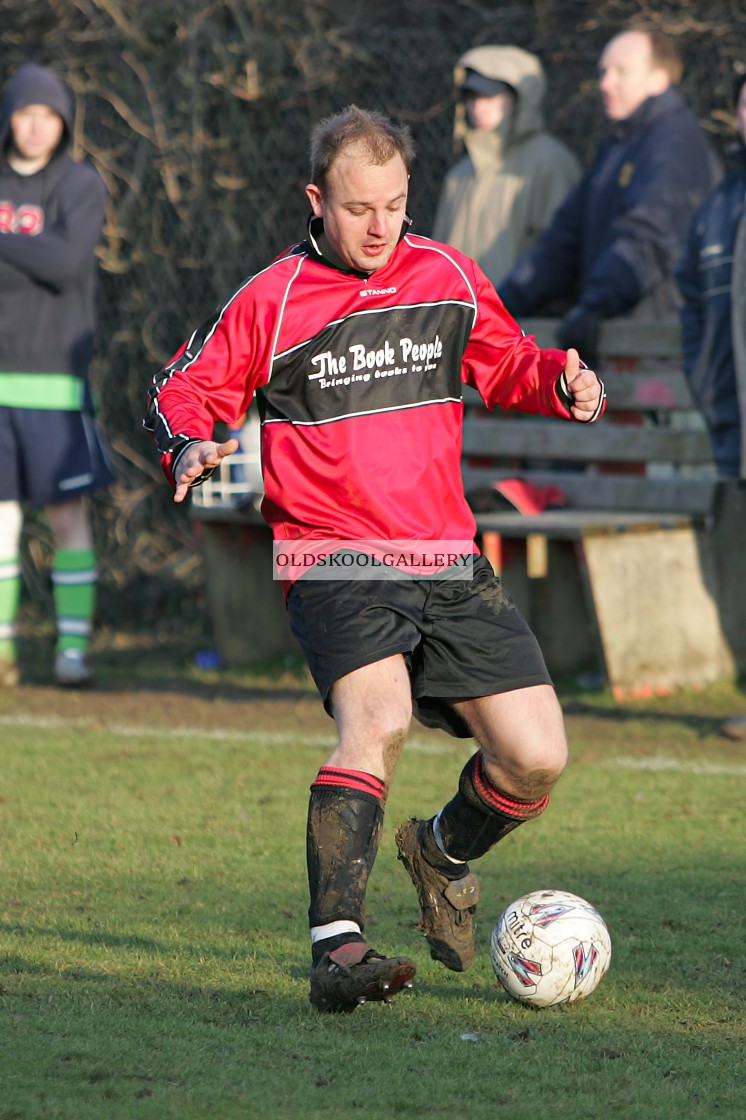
[[0, 63, 73, 154]]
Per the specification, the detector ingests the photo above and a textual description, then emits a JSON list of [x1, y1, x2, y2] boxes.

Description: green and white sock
[[52, 548, 97, 654], [0, 554, 21, 663]]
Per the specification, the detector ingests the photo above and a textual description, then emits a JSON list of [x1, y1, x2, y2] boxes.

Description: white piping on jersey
[[403, 234, 479, 331], [273, 298, 475, 366], [150, 247, 307, 439], [262, 395, 463, 427], [266, 254, 305, 383]]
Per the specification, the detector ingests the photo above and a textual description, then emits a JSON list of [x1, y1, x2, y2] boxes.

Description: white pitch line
[[607, 756, 746, 777], [2, 714, 742, 771], [0, 712, 330, 746], [0, 712, 456, 754]]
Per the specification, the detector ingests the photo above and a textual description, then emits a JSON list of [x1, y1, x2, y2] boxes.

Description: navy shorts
[[287, 554, 552, 738], [0, 407, 115, 505]]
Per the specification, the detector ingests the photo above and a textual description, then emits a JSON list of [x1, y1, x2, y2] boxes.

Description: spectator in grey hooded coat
[[432, 45, 580, 288]]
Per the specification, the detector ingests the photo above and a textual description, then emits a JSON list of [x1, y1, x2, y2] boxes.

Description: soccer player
[[145, 106, 605, 1012], [0, 63, 112, 688]]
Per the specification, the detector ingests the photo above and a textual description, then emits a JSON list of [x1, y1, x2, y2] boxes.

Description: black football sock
[[307, 766, 386, 965], [433, 752, 549, 862], [416, 816, 472, 880]]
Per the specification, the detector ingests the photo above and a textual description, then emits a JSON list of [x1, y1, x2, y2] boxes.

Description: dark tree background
[[2, 0, 744, 635]]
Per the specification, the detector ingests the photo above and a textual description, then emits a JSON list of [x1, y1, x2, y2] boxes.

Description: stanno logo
[[359, 286, 397, 298]]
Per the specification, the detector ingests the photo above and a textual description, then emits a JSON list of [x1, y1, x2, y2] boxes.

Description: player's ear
[[305, 183, 324, 216]]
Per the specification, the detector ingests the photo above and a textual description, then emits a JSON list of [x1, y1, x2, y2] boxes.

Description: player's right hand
[[173, 438, 239, 502], [563, 348, 604, 422]]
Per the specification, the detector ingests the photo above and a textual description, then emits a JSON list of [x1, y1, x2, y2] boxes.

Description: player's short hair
[[309, 105, 415, 192]]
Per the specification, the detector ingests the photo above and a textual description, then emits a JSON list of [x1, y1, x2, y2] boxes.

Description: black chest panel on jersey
[[257, 301, 474, 426]]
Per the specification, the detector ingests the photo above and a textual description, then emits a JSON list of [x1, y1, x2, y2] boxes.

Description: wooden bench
[[463, 318, 746, 697], [191, 318, 746, 696]]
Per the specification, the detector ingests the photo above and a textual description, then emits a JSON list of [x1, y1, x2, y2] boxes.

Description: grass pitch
[[0, 652, 744, 1119]]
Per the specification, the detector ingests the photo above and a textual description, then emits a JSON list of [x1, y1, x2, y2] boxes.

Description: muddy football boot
[[309, 941, 416, 1013], [395, 817, 480, 972]]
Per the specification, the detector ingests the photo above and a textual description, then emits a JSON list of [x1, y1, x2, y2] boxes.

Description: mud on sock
[[434, 752, 549, 862], [307, 767, 386, 956]]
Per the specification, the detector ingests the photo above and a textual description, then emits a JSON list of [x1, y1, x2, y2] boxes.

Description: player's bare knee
[[540, 733, 569, 781], [520, 760, 565, 801], [482, 733, 567, 796], [524, 736, 568, 788]]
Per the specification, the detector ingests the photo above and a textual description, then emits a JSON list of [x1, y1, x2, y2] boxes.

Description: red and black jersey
[[145, 225, 581, 578]]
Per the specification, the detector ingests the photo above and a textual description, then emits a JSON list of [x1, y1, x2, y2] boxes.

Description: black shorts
[[0, 407, 115, 505], [287, 554, 552, 738]]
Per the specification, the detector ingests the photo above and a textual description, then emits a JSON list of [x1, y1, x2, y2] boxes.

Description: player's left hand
[[563, 348, 605, 422], [173, 438, 239, 502]]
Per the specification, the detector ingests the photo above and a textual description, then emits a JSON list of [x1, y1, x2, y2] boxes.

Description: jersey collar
[[305, 214, 413, 279]]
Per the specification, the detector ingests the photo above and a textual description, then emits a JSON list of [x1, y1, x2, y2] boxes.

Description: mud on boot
[[395, 817, 480, 972], [309, 941, 416, 1013]]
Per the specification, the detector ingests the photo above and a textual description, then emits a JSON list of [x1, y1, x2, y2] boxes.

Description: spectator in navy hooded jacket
[[0, 63, 113, 689], [677, 72, 746, 744], [678, 72, 746, 481], [498, 28, 722, 365]]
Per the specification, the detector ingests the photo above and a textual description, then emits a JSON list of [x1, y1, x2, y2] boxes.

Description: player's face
[[305, 145, 409, 273], [598, 31, 669, 122], [10, 104, 65, 165]]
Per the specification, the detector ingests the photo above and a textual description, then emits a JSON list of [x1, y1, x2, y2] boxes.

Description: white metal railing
[[190, 451, 263, 511]]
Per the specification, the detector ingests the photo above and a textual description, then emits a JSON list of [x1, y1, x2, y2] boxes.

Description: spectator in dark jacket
[[677, 73, 746, 743], [0, 64, 112, 689], [498, 28, 722, 365], [677, 72, 746, 481]]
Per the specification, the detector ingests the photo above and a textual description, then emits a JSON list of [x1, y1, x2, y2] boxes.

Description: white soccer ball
[[490, 889, 611, 1008]]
